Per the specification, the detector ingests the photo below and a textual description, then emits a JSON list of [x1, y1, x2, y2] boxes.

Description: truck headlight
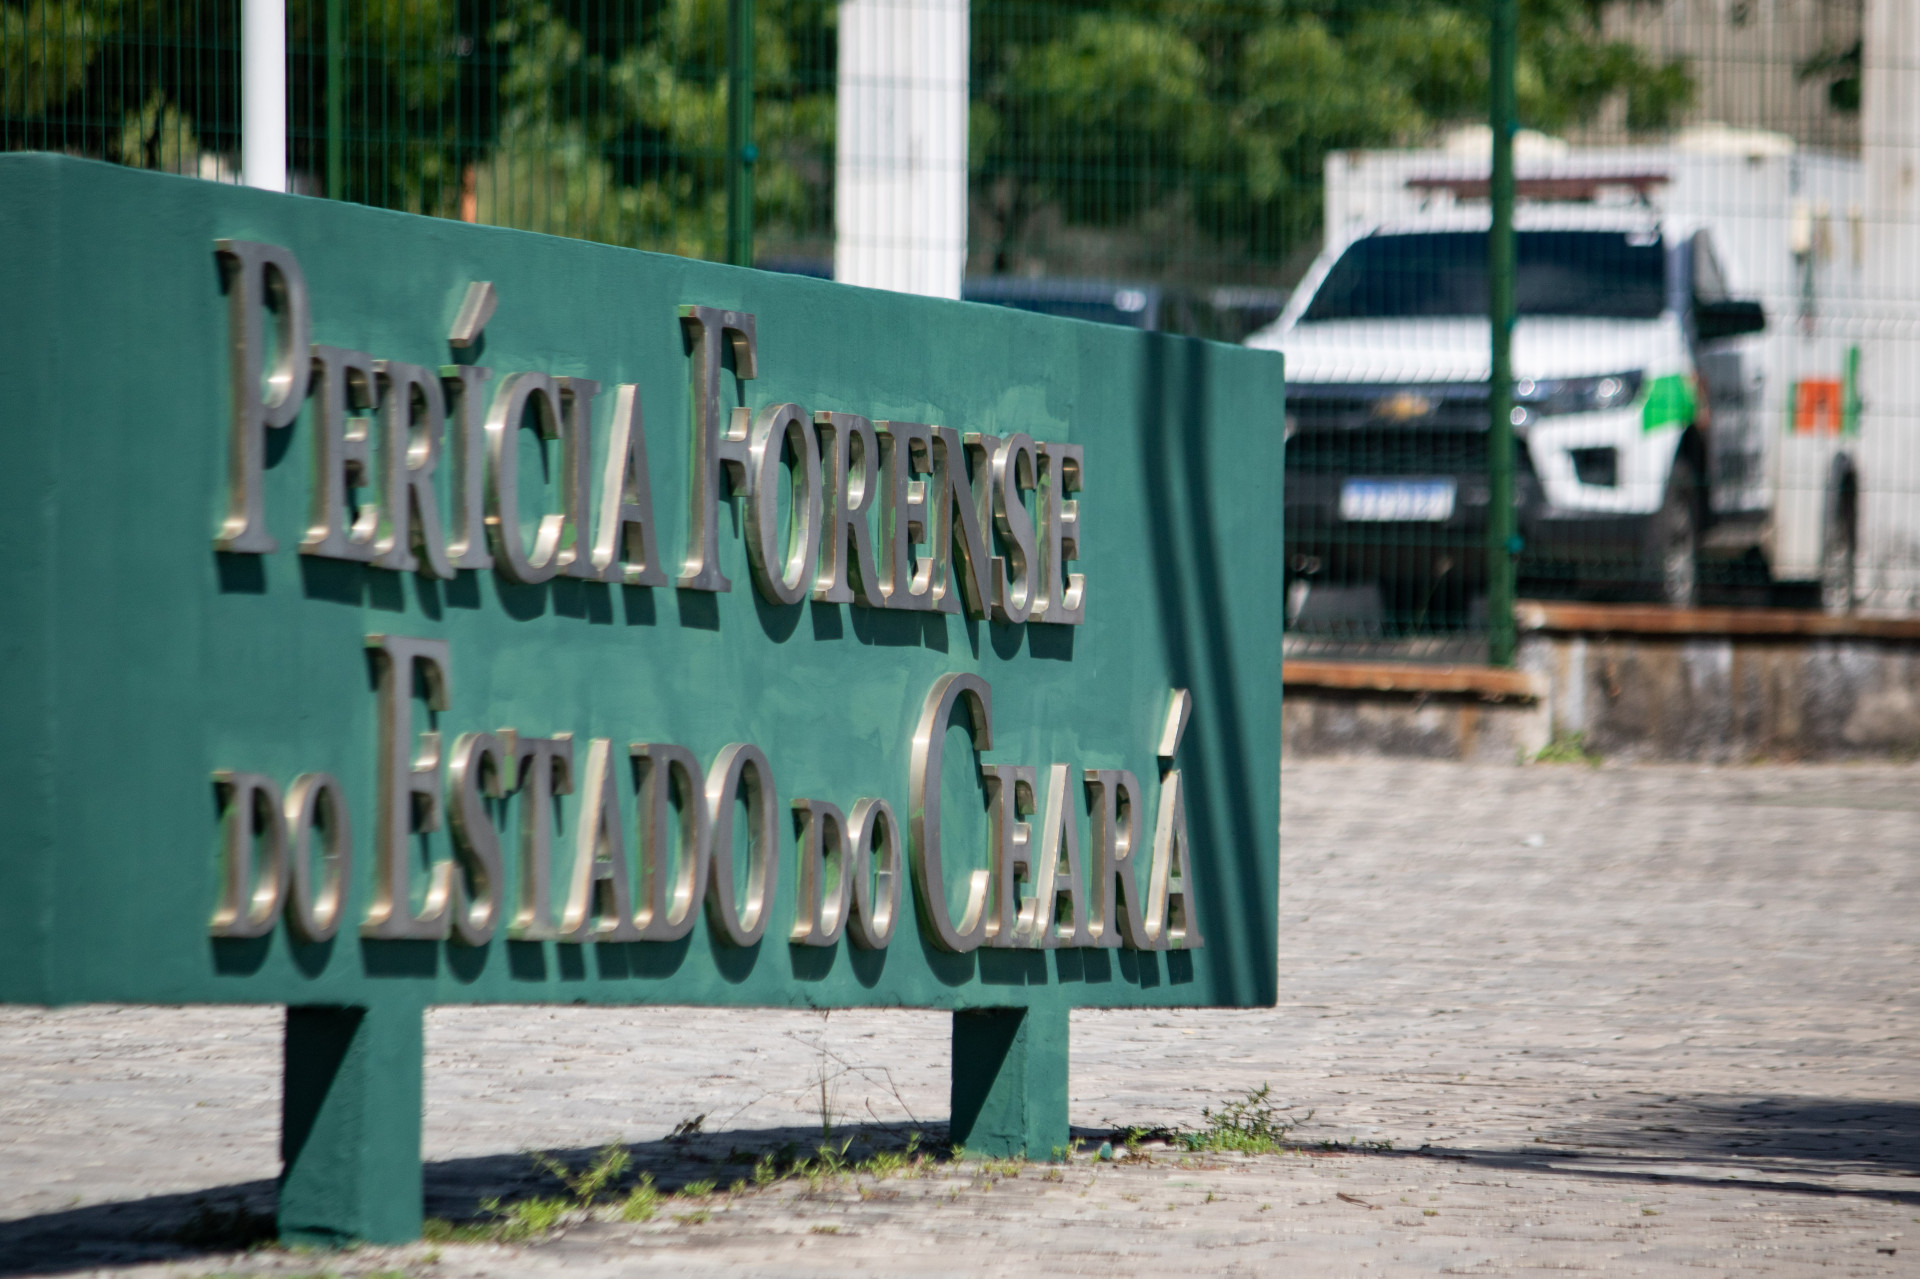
[[1513, 371, 1644, 418]]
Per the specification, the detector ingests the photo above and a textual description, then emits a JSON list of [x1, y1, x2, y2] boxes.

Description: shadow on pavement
[[7, 1100, 1918, 1273], [1393, 1094, 1920, 1206], [0, 1122, 945, 1275]]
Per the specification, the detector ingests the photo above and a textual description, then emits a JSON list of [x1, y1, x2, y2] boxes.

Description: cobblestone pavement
[[2, 761, 1917, 1276]]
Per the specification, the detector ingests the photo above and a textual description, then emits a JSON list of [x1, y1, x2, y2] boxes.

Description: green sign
[[0, 154, 1283, 1243]]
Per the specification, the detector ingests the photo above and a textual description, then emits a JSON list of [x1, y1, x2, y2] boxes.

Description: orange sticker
[[1793, 378, 1844, 435]]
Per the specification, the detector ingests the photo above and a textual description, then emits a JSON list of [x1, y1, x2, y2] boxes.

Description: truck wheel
[[1820, 464, 1858, 615], [1649, 458, 1699, 608]]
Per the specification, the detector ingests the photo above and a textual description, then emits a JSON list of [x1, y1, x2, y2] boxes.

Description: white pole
[[242, 0, 287, 191], [834, 0, 968, 298]]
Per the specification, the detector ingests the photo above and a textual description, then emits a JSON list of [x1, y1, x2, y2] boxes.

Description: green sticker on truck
[[1641, 372, 1696, 432]]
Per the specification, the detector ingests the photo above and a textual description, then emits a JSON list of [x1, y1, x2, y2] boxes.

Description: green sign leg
[[949, 1005, 1069, 1159], [278, 1003, 425, 1245]]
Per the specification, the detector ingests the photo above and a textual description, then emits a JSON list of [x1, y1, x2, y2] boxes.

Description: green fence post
[[325, 0, 344, 200], [1486, 0, 1519, 667], [725, 0, 755, 266], [950, 1005, 1070, 1159], [278, 1003, 425, 1245]]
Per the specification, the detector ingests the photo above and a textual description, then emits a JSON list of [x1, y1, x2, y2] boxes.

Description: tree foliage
[[969, 0, 1695, 272], [3, 0, 1691, 271]]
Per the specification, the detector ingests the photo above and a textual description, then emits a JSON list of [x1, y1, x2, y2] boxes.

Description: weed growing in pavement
[[619, 1174, 660, 1222], [531, 1143, 629, 1207], [422, 1194, 569, 1243], [422, 1129, 962, 1245], [425, 1144, 634, 1242], [1174, 1084, 1314, 1154], [1533, 732, 1602, 766]]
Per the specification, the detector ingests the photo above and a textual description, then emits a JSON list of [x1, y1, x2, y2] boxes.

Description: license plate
[[1339, 478, 1456, 522]]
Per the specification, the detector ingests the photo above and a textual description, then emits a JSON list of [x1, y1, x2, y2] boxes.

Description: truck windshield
[[1300, 230, 1666, 322]]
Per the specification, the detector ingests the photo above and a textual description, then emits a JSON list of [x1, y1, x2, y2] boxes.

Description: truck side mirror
[[1695, 298, 1766, 342]]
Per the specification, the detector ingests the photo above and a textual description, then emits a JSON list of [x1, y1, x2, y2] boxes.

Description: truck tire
[[1648, 457, 1700, 608], [1820, 458, 1858, 615]]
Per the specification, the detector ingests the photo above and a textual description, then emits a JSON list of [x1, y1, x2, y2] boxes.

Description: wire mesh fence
[[2, 0, 836, 257], [3, 0, 1913, 663]]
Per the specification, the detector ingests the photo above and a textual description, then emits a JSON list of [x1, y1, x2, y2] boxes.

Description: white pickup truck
[[1251, 138, 1864, 618]]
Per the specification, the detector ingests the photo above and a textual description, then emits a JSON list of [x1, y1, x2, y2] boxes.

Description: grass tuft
[[1533, 731, 1602, 766], [619, 1174, 660, 1222], [1174, 1084, 1313, 1154]]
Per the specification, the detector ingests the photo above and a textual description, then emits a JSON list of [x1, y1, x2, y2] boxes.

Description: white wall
[[1857, 0, 1920, 607]]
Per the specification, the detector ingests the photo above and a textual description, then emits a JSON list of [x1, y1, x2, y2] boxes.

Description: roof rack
[[1406, 172, 1669, 203]]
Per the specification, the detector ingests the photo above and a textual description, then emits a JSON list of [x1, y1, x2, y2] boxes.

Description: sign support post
[[949, 1005, 1070, 1158], [279, 1004, 426, 1245]]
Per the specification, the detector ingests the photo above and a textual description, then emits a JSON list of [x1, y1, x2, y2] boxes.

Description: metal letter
[[988, 434, 1040, 624], [371, 361, 454, 578], [789, 798, 851, 947], [210, 770, 287, 938], [982, 764, 1035, 949], [813, 412, 885, 607], [1025, 763, 1094, 947], [1158, 688, 1193, 761], [484, 372, 567, 584], [284, 772, 352, 944], [678, 306, 757, 591], [362, 635, 454, 940], [448, 281, 497, 349], [508, 733, 574, 940], [213, 240, 312, 554], [630, 742, 710, 941], [1084, 768, 1153, 949], [440, 364, 495, 571], [705, 743, 778, 946], [556, 377, 603, 581], [745, 403, 823, 606], [446, 731, 506, 946], [592, 384, 666, 586], [908, 672, 992, 952], [1146, 768, 1204, 950], [877, 422, 936, 610], [301, 345, 380, 561], [558, 738, 645, 942], [931, 427, 993, 618], [846, 797, 902, 950], [1036, 442, 1086, 625]]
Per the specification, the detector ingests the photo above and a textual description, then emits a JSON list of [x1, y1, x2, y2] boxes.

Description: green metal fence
[[4, 0, 1903, 664]]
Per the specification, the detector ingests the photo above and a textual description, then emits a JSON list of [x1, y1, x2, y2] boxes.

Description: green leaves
[[969, 0, 1697, 270], [0, 0, 119, 118], [3, 0, 1698, 273]]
